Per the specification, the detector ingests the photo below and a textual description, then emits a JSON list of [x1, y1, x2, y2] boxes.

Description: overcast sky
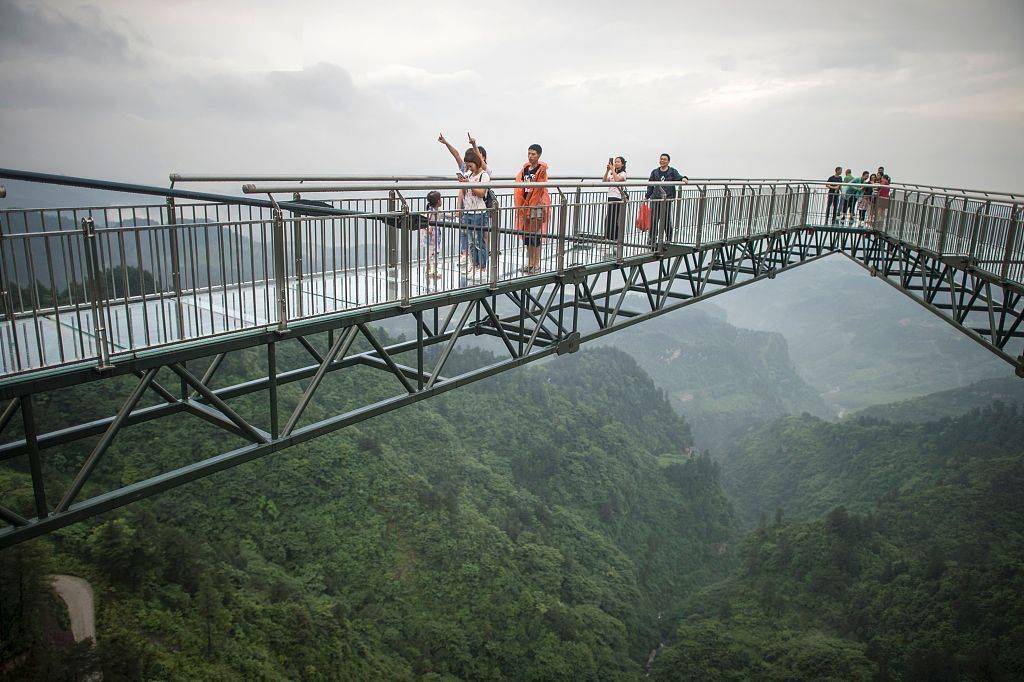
[[1, 0, 1022, 192]]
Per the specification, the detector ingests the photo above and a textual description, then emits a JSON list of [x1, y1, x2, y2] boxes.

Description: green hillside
[[653, 424, 1024, 680], [717, 404, 1024, 529], [852, 376, 1024, 423], [1, 341, 734, 679]]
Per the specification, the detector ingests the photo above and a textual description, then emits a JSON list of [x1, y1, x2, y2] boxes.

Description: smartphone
[[456, 171, 467, 180]]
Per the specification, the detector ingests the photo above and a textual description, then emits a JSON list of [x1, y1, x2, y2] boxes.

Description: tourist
[[603, 156, 627, 249], [875, 174, 891, 227], [514, 144, 551, 275], [854, 171, 870, 226], [826, 166, 843, 224], [423, 190, 442, 280], [862, 173, 877, 226], [439, 132, 490, 265], [841, 168, 857, 224], [645, 153, 684, 248], [458, 149, 490, 278]]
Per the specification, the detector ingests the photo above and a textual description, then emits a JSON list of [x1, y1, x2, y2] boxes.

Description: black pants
[[604, 198, 623, 242], [826, 193, 840, 223], [649, 201, 673, 246]]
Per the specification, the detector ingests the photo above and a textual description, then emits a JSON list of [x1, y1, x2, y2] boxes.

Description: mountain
[[1, 340, 735, 679], [713, 254, 1009, 414], [653, 412, 1024, 681], [717, 404, 1024, 529], [596, 305, 832, 451], [852, 375, 1024, 423]]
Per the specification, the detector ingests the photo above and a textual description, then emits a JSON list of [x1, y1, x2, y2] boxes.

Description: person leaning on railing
[[458, 149, 491, 278], [514, 144, 551, 275], [603, 156, 628, 251], [645, 153, 684, 248]]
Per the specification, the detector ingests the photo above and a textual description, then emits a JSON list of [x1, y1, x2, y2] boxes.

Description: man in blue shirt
[[646, 153, 684, 248]]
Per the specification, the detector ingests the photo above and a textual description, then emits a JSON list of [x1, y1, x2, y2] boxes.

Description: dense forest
[[2, 295, 1023, 680], [653, 404, 1024, 680], [2, 340, 733, 679]]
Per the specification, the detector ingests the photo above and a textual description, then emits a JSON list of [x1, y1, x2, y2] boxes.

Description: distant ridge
[[850, 376, 1024, 423]]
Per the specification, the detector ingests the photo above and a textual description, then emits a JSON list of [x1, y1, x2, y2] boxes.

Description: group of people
[[427, 133, 687, 280], [825, 166, 892, 227], [432, 133, 551, 278]]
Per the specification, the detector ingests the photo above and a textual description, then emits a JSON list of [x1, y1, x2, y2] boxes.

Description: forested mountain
[[1, 341, 733, 679], [852, 376, 1024, 423], [717, 404, 1024, 529], [653, 405, 1024, 680], [597, 306, 831, 451], [714, 255, 1008, 413]]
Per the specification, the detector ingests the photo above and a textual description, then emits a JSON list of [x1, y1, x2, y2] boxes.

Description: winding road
[[50, 575, 96, 643]]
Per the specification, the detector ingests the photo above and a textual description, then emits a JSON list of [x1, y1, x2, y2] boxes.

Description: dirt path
[[50, 575, 96, 643]]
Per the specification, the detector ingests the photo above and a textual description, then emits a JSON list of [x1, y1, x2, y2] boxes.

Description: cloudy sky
[[1, 0, 1022, 192]]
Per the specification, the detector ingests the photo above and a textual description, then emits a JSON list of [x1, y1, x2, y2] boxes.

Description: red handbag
[[635, 203, 651, 231]]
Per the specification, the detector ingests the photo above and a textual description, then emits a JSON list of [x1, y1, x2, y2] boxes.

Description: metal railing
[[1, 171, 1020, 377]]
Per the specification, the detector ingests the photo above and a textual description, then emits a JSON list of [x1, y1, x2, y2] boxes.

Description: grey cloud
[[0, 0, 133, 62]]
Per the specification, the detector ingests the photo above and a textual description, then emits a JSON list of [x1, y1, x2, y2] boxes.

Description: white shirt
[[606, 170, 627, 198], [460, 170, 489, 212]]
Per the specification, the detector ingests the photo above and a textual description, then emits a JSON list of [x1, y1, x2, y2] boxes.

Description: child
[[424, 190, 442, 280]]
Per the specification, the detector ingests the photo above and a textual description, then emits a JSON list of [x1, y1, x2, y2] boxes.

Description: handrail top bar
[[174, 172, 1020, 200], [243, 180, 1021, 204], [0, 168, 362, 219]]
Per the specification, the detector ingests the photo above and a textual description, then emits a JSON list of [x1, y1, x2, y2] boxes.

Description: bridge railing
[[1, 175, 1019, 377]]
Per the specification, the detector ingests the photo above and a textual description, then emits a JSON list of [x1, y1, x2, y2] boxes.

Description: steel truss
[[0, 225, 1021, 548]]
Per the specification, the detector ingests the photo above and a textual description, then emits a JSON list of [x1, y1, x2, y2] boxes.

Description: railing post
[[1002, 203, 1018, 282], [800, 184, 810, 228], [556, 193, 567, 275], [967, 203, 986, 263], [936, 196, 952, 255], [766, 186, 777, 233], [898, 190, 911, 243], [721, 187, 731, 240], [165, 197, 186, 340], [291, 193, 304, 318], [81, 217, 110, 367], [387, 190, 398, 300], [0, 221, 22, 372], [745, 185, 756, 237], [272, 208, 288, 330], [489, 204, 500, 287], [615, 195, 626, 263], [400, 211, 412, 306], [695, 186, 707, 249], [572, 185, 584, 249]]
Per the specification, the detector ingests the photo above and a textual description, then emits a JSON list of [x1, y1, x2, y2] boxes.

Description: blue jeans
[[463, 212, 488, 268]]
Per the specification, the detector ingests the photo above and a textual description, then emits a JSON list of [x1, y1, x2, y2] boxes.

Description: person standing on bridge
[[841, 168, 856, 224], [826, 166, 843, 224], [603, 156, 628, 249], [459, 149, 490, 277], [645, 154, 684, 249], [875, 174, 891, 227], [515, 144, 550, 275], [439, 132, 491, 265]]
